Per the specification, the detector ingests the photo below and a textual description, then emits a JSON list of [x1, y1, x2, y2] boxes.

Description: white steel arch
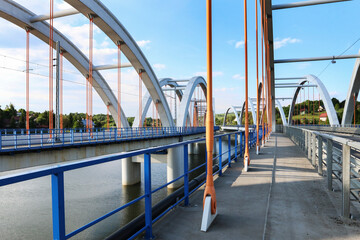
[[0, 0, 131, 127], [133, 78, 183, 127], [65, 0, 174, 127], [288, 75, 339, 126], [342, 50, 360, 125], [222, 106, 241, 126], [177, 77, 207, 127], [276, 100, 288, 126]]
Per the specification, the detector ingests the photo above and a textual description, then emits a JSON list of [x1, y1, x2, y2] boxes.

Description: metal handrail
[[0, 128, 262, 239]]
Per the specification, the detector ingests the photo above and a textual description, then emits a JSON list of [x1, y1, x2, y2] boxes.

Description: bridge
[[0, 0, 360, 239]]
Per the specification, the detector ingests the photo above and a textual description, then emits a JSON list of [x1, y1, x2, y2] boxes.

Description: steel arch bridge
[[0, 0, 207, 128]]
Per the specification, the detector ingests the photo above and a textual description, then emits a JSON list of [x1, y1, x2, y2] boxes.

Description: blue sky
[[0, 0, 359, 117]]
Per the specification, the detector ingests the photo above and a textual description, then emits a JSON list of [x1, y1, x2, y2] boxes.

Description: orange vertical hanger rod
[[117, 42, 122, 130], [49, 0, 54, 137], [244, 0, 251, 166], [26, 28, 30, 133], [255, 0, 260, 153], [203, 0, 216, 214], [60, 52, 63, 130]]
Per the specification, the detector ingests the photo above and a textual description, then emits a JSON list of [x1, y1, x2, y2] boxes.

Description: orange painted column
[[49, 0, 54, 136], [255, 0, 260, 153], [244, 0, 250, 165], [203, 0, 216, 214], [26, 28, 30, 133]]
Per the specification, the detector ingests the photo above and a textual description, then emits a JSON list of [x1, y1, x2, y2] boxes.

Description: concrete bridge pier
[[122, 157, 141, 185], [189, 142, 201, 155], [167, 146, 184, 188]]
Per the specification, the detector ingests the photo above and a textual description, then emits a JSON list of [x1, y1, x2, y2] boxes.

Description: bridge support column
[[122, 157, 141, 185], [189, 143, 200, 155], [167, 146, 184, 188]]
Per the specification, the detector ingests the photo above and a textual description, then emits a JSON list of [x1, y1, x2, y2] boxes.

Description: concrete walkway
[[152, 133, 360, 240]]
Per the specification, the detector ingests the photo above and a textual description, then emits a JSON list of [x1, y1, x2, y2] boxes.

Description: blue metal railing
[[0, 126, 219, 152], [0, 127, 262, 239]]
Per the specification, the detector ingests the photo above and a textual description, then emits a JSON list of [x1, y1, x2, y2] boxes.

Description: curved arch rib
[[65, 0, 174, 127], [177, 77, 207, 127], [275, 99, 288, 126], [0, 0, 130, 127], [222, 106, 241, 126], [288, 75, 339, 126], [342, 50, 360, 126]]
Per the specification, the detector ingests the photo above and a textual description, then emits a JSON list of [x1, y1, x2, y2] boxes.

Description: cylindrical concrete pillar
[[122, 157, 141, 185], [167, 146, 184, 188]]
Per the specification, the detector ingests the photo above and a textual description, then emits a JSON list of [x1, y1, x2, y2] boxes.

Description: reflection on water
[[0, 139, 233, 239]]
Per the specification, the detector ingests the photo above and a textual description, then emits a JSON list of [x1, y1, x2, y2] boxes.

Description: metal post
[[305, 130, 308, 153], [234, 133, 238, 162], [342, 144, 351, 218], [51, 172, 65, 240], [0, 131, 2, 150], [219, 137, 222, 176], [307, 132, 311, 160], [318, 136, 323, 175], [326, 139, 333, 191], [240, 132, 243, 156], [184, 144, 189, 206], [144, 153, 153, 239], [228, 134, 231, 168], [312, 133, 316, 166], [55, 41, 60, 140]]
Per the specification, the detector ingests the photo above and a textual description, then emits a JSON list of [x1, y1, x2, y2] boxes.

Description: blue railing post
[[115, 128, 118, 141], [218, 137, 222, 176], [51, 172, 66, 240], [228, 134, 231, 168], [70, 129, 74, 144], [184, 144, 189, 206], [41, 130, 43, 147], [144, 153, 153, 239], [234, 133, 238, 162], [28, 131, 31, 148], [14, 130, 17, 150]]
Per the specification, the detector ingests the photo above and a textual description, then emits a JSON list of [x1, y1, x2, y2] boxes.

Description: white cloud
[[136, 40, 151, 48], [153, 63, 166, 71], [194, 71, 223, 78], [274, 37, 301, 50], [232, 74, 244, 80], [235, 41, 245, 48]]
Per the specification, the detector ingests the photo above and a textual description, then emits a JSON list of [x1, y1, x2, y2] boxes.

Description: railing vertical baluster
[[51, 171, 66, 240], [234, 133, 238, 162], [312, 133, 316, 166], [228, 134, 231, 168], [115, 128, 118, 141], [342, 144, 351, 218], [0, 131, 2, 150], [318, 136, 323, 175], [70, 129, 74, 144], [14, 130, 17, 150], [219, 137, 222, 176], [41, 130, 43, 147], [184, 144, 189, 206], [144, 153, 153, 239], [326, 139, 333, 191], [240, 132, 243, 156], [28, 131, 31, 148], [307, 132, 311, 160]]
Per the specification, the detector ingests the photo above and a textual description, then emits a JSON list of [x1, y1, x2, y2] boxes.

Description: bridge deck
[[151, 133, 360, 239]]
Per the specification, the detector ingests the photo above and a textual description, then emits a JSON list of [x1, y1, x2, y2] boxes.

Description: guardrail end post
[[326, 139, 333, 191]]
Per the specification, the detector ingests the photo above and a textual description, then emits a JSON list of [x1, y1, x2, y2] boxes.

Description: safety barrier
[[0, 127, 218, 152], [0, 128, 261, 239], [284, 126, 360, 218]]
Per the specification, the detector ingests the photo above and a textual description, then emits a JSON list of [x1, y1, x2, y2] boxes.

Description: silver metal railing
[[284, 126, 360, 218]]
